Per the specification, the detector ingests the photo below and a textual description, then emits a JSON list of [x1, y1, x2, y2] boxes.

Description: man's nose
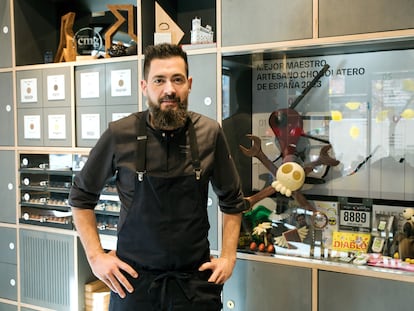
[[163, 80, 176, 95]]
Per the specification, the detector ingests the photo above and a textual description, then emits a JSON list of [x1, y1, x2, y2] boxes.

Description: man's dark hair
[[143, 43, 189, 79]]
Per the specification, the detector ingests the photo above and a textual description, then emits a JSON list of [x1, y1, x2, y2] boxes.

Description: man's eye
[[173, 77, 185, 84], [153, 79, 164, 85]]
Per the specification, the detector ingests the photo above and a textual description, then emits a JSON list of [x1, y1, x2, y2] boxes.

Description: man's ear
[[140, 80, 147, 96], [187, 76, 193, 90]]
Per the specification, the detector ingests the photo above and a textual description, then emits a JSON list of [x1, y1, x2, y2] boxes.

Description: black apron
[[110, 113, 223, 310]]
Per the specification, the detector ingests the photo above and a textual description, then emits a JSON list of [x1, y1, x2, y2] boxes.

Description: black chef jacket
[[69, 110, 246, 269]]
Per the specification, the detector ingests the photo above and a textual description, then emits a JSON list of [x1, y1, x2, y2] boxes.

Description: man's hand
[[71, 207, 139, 298], [198, 256, 236, 284], [89, 250, 138, 298], [200, 213, 241, 284]]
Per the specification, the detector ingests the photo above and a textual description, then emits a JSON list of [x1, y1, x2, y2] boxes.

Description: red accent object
[[269, 108, 303, 158]]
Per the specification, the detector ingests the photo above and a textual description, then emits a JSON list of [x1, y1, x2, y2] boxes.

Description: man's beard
[[148, 97, 188, 130]]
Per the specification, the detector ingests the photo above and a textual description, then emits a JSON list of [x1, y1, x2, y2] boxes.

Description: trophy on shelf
[[54, 12, 77, 62], [154, 2, 184, 45], [55, 4, 138, 62]]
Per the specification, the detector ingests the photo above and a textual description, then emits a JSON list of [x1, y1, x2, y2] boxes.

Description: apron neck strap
[[187, 118, 201, 180], [135, 111, 148, 181]]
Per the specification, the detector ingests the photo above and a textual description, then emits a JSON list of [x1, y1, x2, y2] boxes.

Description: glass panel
[[223, 44, 414, 262], [223, 46, 414, 199]]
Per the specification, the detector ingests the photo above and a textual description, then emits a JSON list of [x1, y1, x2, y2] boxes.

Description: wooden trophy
[[54, 12, 77, 62], [105, 4, 137, 57]]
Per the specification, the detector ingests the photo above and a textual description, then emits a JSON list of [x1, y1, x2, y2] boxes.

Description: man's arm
[[199, 212, 242, 284], [221, 212, 242, 262], [72, 207, 138, 297]]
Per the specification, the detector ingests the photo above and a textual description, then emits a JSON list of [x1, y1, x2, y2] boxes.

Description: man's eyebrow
[[152, 73, 185, 79], [171, 73, 186, 79], [151, 74, 166, 79]]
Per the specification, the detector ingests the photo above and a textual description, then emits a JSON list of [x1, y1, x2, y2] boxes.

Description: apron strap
[[135, 111, 148, 181], [187, 118, 202, 180], [135, 112, 202, 181]]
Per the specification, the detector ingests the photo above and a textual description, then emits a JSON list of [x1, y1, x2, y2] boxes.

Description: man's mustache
[[160, 95, 180, 103]]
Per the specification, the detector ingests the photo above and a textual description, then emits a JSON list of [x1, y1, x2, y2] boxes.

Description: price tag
[[339, 203, 371, 231]]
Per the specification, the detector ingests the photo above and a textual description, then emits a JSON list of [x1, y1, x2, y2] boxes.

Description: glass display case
[[222, 42, 414, 270], [95, 176, 121, 236], [19, 153, 76, 229], [18, 153, 122, 234]]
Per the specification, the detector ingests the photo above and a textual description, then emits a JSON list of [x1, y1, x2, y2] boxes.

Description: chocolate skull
[[272, 162, 305, 197]]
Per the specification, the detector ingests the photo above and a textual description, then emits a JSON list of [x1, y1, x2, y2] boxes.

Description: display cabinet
[[95, 176, 121, 236], [222, 41, 414, 264], [12, 0, 216, 66], [19, 153, 76, 229], [223, 44, 414, 200], [2, 0, 414, 310], [219, 0, 414, 309], [17, 151, 125, 240]]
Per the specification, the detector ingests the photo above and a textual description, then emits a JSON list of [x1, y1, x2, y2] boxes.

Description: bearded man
[[69, 43, 247, 311]]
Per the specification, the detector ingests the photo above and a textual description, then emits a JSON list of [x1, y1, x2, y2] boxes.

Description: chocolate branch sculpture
[[240, 64, 340, 214]]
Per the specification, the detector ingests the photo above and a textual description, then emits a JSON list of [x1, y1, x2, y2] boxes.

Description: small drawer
[[0, 227, 17, 264], [0, 302, 17, 311], [0, 262, 17, 300]]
